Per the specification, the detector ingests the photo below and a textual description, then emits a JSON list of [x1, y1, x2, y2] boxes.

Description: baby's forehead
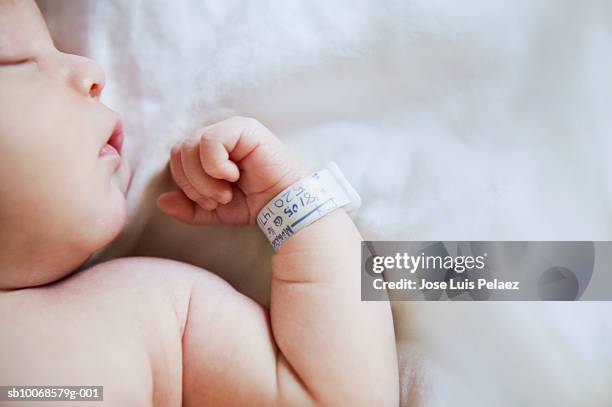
[[0, 0, 51, 58]]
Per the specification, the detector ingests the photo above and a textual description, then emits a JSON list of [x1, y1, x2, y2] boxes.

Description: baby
[[0, 1, 398, 406]]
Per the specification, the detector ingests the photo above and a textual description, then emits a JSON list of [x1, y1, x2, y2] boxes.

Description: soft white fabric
[[39, 0, 612, 405]]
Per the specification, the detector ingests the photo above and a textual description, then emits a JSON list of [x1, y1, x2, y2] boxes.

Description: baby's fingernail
[[217, 190, 233, 204], [184, 137, 200, 149], [157, 193, 180, 216], [197, 197, 217, 211]]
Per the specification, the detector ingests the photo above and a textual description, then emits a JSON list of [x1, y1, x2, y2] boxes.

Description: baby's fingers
[[199, 136, 240, 182], [156, 190, 220, 225], [170, 147, 217, 210], [198, 117, 305, 196], [197, 117, 276, 182], [180, 141, 233, 204]]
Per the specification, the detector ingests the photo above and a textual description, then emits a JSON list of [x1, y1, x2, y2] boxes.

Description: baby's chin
[[115, 153, 133, 196], [108, 181, 129, 238]]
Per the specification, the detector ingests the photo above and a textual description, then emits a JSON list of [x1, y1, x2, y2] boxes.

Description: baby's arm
[[157, 117, 399, 406]]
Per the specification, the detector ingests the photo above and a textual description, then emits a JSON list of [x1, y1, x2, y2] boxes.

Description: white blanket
[[40, 0, 612, 405]]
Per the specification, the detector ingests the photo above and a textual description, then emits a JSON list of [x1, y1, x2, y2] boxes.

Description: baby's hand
[[157, 117, 308, 225]]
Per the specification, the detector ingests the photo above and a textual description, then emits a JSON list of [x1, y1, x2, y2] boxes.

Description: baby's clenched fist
[[157, 117, 308, 225]]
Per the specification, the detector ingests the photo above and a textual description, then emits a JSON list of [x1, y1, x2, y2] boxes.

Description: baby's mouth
[[100, 120, 124, 158]]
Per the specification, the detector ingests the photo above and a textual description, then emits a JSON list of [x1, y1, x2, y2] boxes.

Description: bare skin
[[0, 2, 399, 406]]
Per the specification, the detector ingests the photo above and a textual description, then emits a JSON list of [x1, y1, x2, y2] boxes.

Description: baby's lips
[[109, 120, 124, 155], [99, 142, 120, 157], [99, 144, 121, 172], [100, 118, 124, 156]]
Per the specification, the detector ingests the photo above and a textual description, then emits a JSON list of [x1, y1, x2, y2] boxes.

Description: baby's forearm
[[271, 209, 399, 405]]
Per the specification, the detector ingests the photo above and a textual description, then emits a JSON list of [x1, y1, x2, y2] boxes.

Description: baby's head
[[0, 0, 130, 289]]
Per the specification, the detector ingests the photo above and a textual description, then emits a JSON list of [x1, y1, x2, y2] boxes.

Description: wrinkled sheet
[[40, 1, 612, 405]]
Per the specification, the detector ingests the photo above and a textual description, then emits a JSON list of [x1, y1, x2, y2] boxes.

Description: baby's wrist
[[256, 162, 361, 251], [249, 166, 310, 220], [264, 166, 310, 199]]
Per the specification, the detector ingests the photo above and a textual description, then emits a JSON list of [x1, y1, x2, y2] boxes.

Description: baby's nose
[[70, 54, 106, 99]]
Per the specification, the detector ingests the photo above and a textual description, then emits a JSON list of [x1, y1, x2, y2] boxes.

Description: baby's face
[[0, 1, 129, 289]]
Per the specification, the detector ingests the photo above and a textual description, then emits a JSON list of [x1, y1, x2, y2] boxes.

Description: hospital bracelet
[[256, 162, 361, 250]]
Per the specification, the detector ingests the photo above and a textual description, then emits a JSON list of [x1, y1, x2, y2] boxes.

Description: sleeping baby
[[0, 1, 398, 406]]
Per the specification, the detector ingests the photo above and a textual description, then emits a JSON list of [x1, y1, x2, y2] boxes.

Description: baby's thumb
[[157, 190, 222, 225], [157, 191, 194, 223]]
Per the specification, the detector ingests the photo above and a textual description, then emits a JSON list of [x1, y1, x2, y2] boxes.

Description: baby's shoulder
[[0, 257, 231, 405], [77, 256, 230, 297], [0, 256, 232, 339], [56, 257, 226, 310], [65, 256, 234, 333]]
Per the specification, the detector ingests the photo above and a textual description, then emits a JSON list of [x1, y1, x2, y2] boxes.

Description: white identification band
[[256, 162, 361, 250]]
